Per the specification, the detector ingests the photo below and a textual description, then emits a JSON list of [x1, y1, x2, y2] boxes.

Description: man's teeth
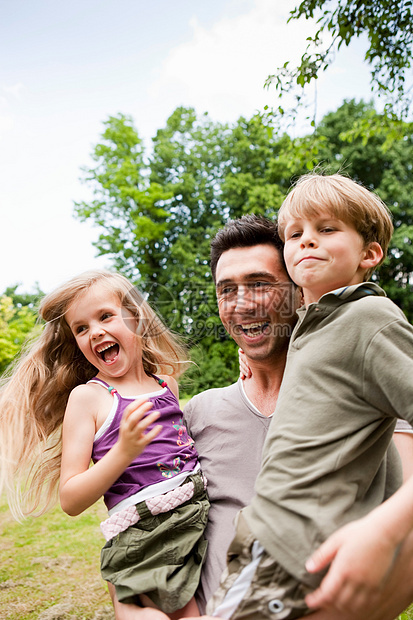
[[241, 322, 268, 333]]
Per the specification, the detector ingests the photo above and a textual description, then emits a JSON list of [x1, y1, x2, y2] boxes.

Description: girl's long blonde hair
[[0, 270, 188, 520]]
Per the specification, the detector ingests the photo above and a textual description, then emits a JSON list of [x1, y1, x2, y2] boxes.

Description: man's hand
[[304, 514, 397, 614], [108, 582, 169, 620], [298, 521, 413, 620]]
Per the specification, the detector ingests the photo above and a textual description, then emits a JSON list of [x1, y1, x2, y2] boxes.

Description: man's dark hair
[[210, 214, 285, 282]]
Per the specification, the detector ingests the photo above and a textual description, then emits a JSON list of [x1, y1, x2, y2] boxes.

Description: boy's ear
[[360, 242, 383, 271]]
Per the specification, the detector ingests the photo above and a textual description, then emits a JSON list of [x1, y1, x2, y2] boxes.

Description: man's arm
[[304, 431, 413, 616], [393, 430, 413, 481], [297, 528, 413, 620], [186, 434, 413, 620]]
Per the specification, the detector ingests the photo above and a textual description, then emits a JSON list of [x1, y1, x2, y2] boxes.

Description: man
[[183, 214, 300, 612], [112, 215, 413, 620], [183, 214, 413, 620]]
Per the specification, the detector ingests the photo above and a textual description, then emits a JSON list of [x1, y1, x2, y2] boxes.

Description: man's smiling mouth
[[235, 322, 270, 336]]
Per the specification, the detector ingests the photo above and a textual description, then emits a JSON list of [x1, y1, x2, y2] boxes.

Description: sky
[[0, 0, 375, 295]]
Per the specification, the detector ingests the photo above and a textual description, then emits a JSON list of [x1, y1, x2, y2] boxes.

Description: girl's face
[[65, 282, 142, 381]]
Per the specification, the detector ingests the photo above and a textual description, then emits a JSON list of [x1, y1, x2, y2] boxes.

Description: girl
[[0, 270, 209, 619]]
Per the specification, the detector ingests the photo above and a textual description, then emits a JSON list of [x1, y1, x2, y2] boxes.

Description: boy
[[208, 173, 413, 619]]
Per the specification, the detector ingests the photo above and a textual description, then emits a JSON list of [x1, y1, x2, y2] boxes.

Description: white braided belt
[[100, 473, 207, 541]]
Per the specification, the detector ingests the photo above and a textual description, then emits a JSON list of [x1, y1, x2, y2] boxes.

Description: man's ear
[[360, 242, 383, 271]]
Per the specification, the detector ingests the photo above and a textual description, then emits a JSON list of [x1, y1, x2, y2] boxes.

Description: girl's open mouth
[[96, 343, 120, 363]]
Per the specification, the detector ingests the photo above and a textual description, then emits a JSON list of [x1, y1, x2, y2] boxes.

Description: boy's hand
[[238, 348, 252, 379], [118, 397, 162, 461], [305, 514, 397, 613]]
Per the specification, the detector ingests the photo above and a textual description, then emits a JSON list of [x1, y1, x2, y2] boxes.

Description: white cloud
[[0, 113, 14, 134], [149, 0, 315, 123], [0, 0, 376, 293], [0, 83, 26, 136], [147, 0, 375, 132], [3, 82, 25, 99]]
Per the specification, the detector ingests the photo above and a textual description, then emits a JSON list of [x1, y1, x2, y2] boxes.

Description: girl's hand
[[118, 397, 162, 461], [238, 348, 252, 380], [305, 515, 397, 614]]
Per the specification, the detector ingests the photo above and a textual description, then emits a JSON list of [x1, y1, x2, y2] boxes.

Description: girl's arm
[[59, 385, 162, 516]]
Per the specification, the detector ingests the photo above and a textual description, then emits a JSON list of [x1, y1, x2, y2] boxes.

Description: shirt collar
[[297, 282, 386, 317], [320, 281, 386, 302]]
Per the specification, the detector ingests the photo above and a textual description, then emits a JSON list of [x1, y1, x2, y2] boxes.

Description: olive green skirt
[[100, 474, 209, 613]]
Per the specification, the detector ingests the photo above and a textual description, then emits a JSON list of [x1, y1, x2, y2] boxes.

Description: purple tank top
[[90, 377, 199, 511]]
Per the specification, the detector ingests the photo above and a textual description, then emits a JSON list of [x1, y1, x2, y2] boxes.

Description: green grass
[[0, 498, 113, 619], [1, 496, 412, 620]]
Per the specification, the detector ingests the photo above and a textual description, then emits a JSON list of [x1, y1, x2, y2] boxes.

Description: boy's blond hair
[[277, 173, 393, 279]]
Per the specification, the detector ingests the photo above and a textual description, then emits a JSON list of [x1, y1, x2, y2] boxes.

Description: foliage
[[75, 102, 413, 394], [264, 0, 413, 129], [74, 113, 173, 281], [181, 337, 239, 396], [0, 289, 42, 376], [75, 109, 305, 393], [314, 99, 413, 320], [3, 284, 43, 310]]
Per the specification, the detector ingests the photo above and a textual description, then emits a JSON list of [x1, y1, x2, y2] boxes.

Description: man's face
[[215, 244, 300, 361]]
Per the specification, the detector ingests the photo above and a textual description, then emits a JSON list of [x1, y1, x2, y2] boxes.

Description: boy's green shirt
[[244, 283, 412, 587]]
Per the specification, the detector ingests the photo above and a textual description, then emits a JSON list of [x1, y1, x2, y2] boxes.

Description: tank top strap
[[152, 373, 168, 388], [88, 375, 167, 396], [87, 377, 118, 396]]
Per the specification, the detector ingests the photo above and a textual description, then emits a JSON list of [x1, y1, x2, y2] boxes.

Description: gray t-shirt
[[183, 380, 271, 613]]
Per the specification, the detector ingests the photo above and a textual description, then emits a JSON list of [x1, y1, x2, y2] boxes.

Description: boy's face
[[283, 212, 371, 305]]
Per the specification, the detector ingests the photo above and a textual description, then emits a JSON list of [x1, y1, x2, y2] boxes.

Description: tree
[[0, 291, 42, 376], [74, 110, 242, 391], [3, 284, 43, 310], [75, 109, 305, 392], [75, 113, 173, 283], [75, 102, 413, 393], [265, 0, 413, 127], [313, 99, 413, 319], [148, 107, 232, 336]]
